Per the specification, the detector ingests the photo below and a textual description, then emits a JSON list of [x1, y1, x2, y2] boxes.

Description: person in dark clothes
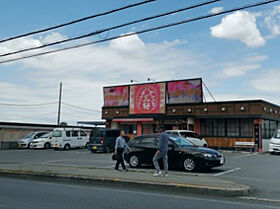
[[153, 128, 169, 177], [114, 131, 132, 172]]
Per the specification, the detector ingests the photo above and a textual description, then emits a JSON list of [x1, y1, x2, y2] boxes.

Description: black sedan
[[124, 134, 225, 172]]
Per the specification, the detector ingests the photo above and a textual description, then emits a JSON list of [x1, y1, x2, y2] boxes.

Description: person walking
[[153, 128, 169, 177], [114, 130, 132, 172]]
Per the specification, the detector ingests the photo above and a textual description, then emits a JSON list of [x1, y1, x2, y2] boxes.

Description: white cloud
[[251, 69, 280, 93], [209, 7, 224, 15], [216, 55, 267, 79], [220, 64, 261, 78], [265, 5, 280, 38], [210, 11, 266, 47], [0, 33, 202, 124]]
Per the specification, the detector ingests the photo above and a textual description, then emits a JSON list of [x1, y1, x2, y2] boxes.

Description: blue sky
[[0, 0, 280, 124]]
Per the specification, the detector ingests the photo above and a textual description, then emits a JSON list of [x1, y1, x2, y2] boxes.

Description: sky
[[0, 0, 280, 125]]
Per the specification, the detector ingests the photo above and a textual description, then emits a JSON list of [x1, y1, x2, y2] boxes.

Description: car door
[[79, 130, 88, 147], [139, 136, 157, 164], [71, 130, 79, 148]]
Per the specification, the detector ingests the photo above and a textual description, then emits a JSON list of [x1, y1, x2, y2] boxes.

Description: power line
[[1, 0, 279, 64], [62, 102, 101, 112], [0, 0, 156, 44], [0, 102, 57, 107], [0, 0, 222, 58]]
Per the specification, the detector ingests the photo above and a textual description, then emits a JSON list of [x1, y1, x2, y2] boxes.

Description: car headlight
[[203, 153, 213, 158]]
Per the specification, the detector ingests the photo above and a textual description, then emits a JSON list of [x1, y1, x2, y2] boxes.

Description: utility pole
[[57, 82, 62, 125]]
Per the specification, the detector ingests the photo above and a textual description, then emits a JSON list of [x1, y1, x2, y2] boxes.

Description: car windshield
[[169, 136, 194, 147], [178, 132, 189, 137], [23, 132, 35, 139], [40, 132, 51, 138], [273, 130, 280, 139], [52, 130, 62, 137]]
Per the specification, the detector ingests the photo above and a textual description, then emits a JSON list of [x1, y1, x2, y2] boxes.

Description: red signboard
[[167, 79, 202, 104], [129, 83, 166, 114], [104, 86, 129, 107]]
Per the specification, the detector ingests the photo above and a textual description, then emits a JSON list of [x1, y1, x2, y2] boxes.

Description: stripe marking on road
[[239, 196, 280, 203], [234, 153, 258, 159], [213, 167, 241, 176]]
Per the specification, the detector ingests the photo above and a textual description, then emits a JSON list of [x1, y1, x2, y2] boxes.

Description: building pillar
[[254, 119, 262, 153], [137, 122, 142, 136], [195, 119, 200, 135]]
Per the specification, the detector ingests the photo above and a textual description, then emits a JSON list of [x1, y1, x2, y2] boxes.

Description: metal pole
[[57, 82, 62, 125]]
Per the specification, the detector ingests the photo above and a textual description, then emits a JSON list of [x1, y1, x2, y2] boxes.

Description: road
[[0, 176, 279, 209], [0, 149, 280, 200]]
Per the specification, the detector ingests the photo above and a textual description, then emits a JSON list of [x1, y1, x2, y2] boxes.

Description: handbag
[[112, 154, 119, 161]]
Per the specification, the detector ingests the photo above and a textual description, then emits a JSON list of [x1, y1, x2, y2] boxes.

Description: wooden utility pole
[[57, 82, 62, 125]]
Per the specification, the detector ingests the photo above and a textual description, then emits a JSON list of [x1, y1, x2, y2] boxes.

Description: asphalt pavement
[[0, 149, 279, 201], [0, 176, 279, 209]]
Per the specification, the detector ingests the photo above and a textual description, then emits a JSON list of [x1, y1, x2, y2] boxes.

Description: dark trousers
[[115, 148, 126, 170]]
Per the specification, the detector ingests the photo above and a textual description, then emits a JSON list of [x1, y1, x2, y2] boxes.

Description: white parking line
[[239, 196, 280, 203], [213, 167, 241, 176], [234, 153, 258, 159]]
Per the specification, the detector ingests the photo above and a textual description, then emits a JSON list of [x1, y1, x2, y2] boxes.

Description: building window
[[240, 119, 253, 137], [227, 119, 239, 137], [262, 119, 278, 139], [119, 124, 137, 135], [213, 119, 225, 137]]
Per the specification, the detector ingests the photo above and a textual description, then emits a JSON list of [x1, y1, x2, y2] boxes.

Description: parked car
[[166, 130, 208, 147], [51, 128, 89, 150], [124, 134, 224, 172], [30, 132, 52, 149], [269, 129, 280, 154], [17, 131, 49, 148], [88, 128, 122, 153]]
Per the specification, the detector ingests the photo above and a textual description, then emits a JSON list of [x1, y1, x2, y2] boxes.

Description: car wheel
[[129, 155, 140, 168], [183, 156, 196, 172], [44, 143, 50, 149], [28, 143, 31, 148], [64, 144, 70, 151], [105, 146, 111, 153], [203, 144, 208, 147], [85, 142, 89, 148]]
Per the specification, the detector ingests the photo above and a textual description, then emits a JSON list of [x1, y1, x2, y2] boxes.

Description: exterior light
[[240, 106, 245, 111], [270, 108, 273, 113], [116, 110, 120, 114], [275, 110, 278, 114], [105, 111, 108, 115], [204, 108, 208, 112], [188, 108, 192, 113], [172, 109, 176, 113], [221, 107, 226, 112], [263, 107, 267, 111]]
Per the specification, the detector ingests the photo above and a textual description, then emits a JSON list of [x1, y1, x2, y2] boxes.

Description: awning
[[112, 118, 154, 122]]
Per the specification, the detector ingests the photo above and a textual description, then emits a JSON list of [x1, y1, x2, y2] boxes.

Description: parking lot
[[0, 148, 279, 201]]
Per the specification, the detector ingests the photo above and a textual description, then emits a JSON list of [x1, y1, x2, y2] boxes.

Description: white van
[[269, 129, 280, 154], [51, 128, 89, 150], [166, 130, 208, 147]]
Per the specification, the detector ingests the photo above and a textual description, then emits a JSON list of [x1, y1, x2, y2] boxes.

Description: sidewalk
[[0, 162, 250, 197]]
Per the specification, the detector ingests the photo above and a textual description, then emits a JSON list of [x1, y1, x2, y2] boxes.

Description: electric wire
[[0, 0, 156, 44], [62, 102, 101, 112], [0, 0, 278, 64], [0, 0, 223, 58], [0, 102, 57, 107]]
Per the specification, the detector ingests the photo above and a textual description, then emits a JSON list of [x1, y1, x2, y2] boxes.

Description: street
[[0, 176, 279, 209], [0, 149, 280, 202]]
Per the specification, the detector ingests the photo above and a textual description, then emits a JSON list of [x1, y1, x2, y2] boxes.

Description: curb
[[0, 168, 250, 197]]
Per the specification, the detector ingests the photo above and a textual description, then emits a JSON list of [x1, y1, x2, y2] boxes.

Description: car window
[[169, 136, 194, 147], [90, 129, 101, 138], [53, 130, 62, 137], [80, 131, 87, 137], [273, 130, 280, 139], [24, 132, 35, 139], [66, 131, 71, 137], [193, 133, 201, 139], [168, 132, 179, 136], [179, 132, 192, 138], [112, 130, 120, 137], [40, 132, 51, 138], [71, 131, 79, 137], [106, 131, 112, 137]]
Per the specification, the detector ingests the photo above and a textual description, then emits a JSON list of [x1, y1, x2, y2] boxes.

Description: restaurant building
[[102, 78, 280, 152]]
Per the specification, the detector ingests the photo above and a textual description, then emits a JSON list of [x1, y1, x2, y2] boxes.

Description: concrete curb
[[0, 168, 251, 197]]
